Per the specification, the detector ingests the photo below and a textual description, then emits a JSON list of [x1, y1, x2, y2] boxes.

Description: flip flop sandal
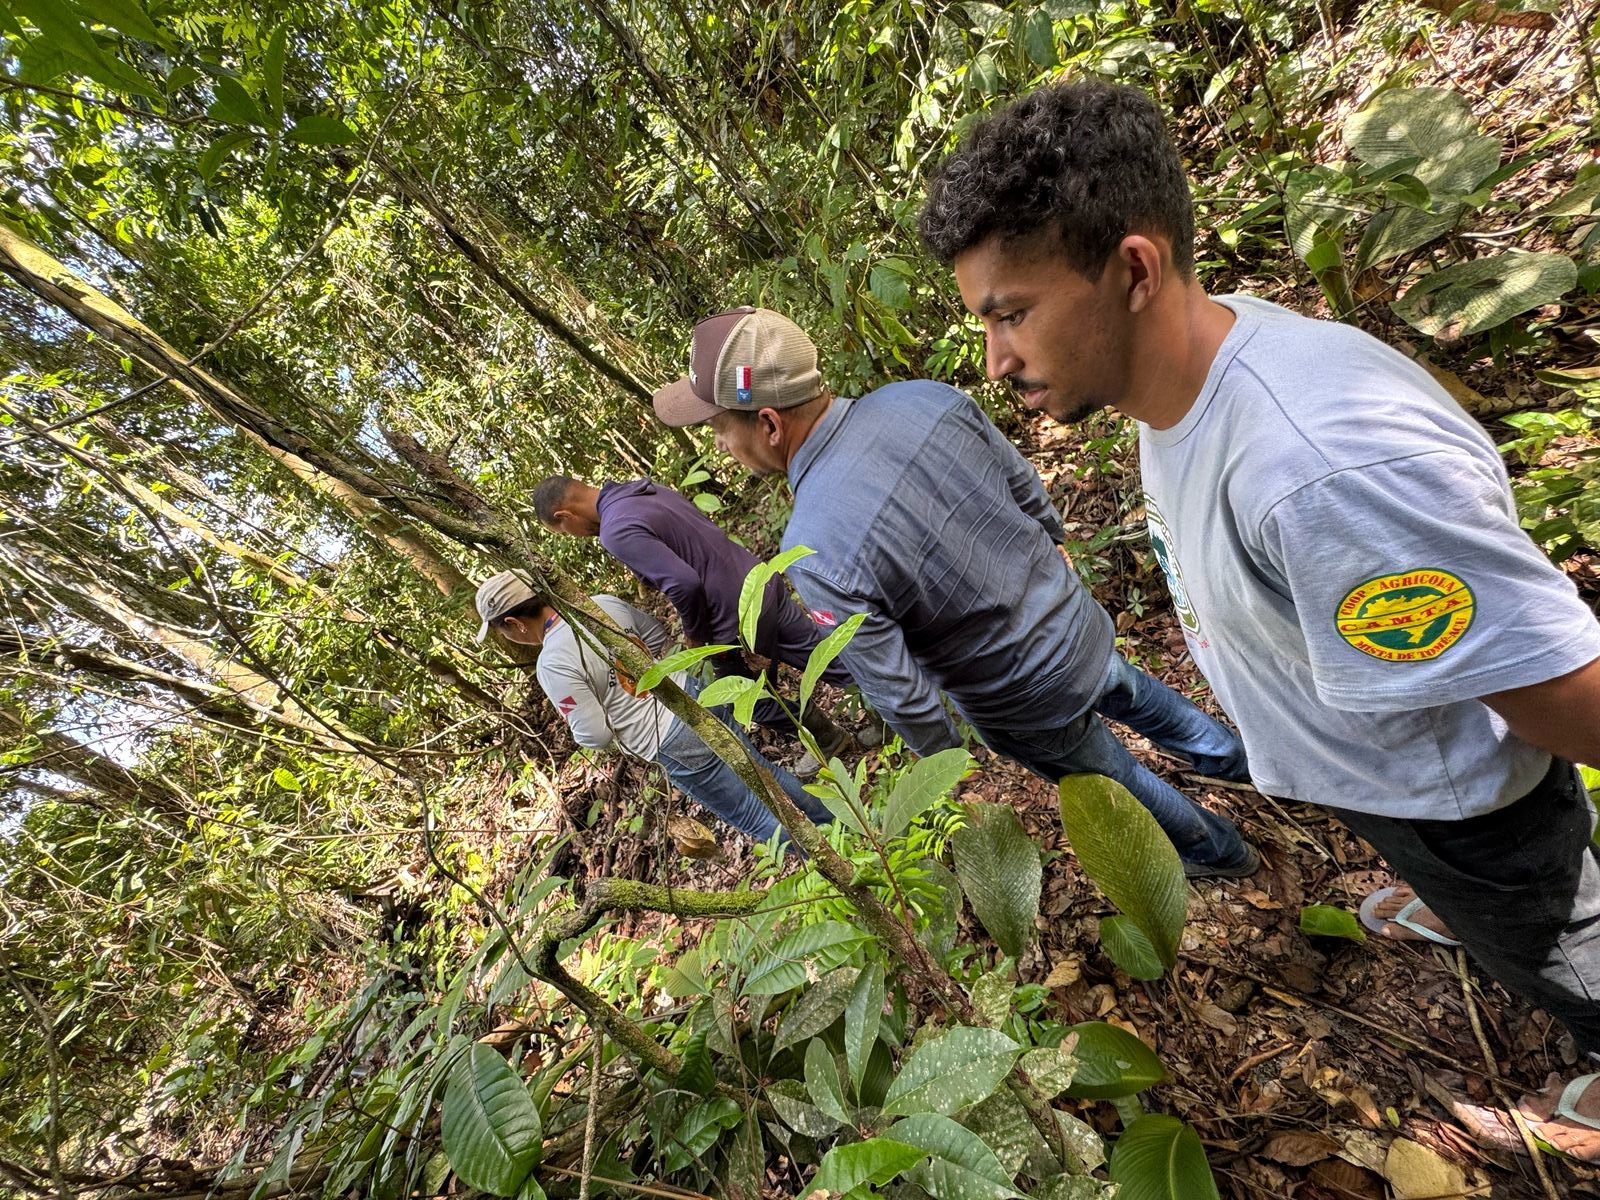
[[1357, 885, 1463, 947], [1554, 1073, 1600, 1132]]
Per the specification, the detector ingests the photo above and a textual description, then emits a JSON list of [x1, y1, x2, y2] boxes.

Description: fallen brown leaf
[[1261, 1130, 1342, 1167]]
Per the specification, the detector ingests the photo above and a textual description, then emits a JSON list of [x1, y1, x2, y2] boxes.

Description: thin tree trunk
[[0, 226, 477, 594]]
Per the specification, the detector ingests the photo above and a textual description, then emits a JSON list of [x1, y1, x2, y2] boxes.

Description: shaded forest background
[[1, 1, 1598, 1198]]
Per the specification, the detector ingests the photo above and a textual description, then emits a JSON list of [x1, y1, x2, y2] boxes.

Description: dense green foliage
[[0, 0, 1595, 1196]]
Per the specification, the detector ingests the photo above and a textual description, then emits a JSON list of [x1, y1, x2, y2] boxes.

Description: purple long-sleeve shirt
[[596, 479, 788, 646]]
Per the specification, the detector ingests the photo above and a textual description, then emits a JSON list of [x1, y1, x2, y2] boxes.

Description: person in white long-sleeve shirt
[[473, 571, 830, 850]]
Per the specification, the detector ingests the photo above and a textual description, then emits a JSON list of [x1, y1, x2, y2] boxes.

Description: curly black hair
[[918, 80, 1194, 277]]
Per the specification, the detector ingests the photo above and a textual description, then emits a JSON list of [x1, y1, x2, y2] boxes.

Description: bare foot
[[1358, 884, 1460, 945], [1517, 1072, 1600, 1162]]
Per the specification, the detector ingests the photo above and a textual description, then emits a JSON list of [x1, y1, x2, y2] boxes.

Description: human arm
[[1257, 450, 1600, 714], [789, 564, 961, 755], [600, 523, 715, 644], [1483, 655, 1600, 767]]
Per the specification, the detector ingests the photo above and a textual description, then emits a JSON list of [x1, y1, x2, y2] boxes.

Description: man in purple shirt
[[532, 475, 868, 772]]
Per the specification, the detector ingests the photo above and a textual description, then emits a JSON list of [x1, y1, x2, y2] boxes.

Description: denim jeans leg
[[978, 711, 1250, 870], [1094, 654, 1250, 781], [1332, 758, 1600, 1055], [655, 715, 830, 852]]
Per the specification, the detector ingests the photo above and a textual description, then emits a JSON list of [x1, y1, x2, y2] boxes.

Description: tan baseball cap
[[474, 570, 538, 641], [652, 307, 822, 427]]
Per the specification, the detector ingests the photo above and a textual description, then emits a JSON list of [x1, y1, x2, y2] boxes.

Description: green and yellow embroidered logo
[[1336, 569, 1475, 662]]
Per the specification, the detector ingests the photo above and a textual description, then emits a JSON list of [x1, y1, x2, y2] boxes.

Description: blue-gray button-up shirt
[[782, 380, 1115, 754]]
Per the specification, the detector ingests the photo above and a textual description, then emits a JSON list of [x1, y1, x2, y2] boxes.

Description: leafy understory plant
[[1283, 85, 1580, 342], [421, 556, 1219, 1200]]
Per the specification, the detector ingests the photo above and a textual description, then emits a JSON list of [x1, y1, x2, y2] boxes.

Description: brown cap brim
[[652, 377, 721, 427]]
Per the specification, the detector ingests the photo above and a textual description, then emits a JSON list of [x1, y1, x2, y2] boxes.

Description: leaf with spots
[[774, 966, 859, 1052], [882, 1026, 1019, 1117], [889, 1113, 1022, 1200]]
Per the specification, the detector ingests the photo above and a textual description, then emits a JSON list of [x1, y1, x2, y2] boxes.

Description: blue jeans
[[654, 677, 832, 851], [975, 654, 1251, 870]]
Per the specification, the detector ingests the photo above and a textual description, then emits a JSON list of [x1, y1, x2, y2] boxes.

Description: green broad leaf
[[1540, 170, 1600, 219], [288, 114, 360, 145], [1022, 8, 1057, 67], [807, 757, 870, 835], [1298, 904, 1367, 942], [968, 970, 1012, 1029], [1283, 166, 1356, 260], [635, 643, 737, 692], [661, 944, 710, 998], [440, 1043, 543, 1196], [952, 803, 1042, 959], [75, 0, 165, 45], [723, 1113, 764, 1200], [272, 766, 301, 792], [1032, 1174, 1119, 1199], [1061, 1022, 1165, 1100], [197, 130, 254, 182], [263, 24, 286, 117], [737, 546, 813, 651], [694, 672, 759, 709], [677, 1028, 717, 1095], [1099, 915, 1166, 980], [1108, 1114, 1218, 1200], [800, 1137, 927, 1199], [514, 1178, 547, 1200], [1054, 1111, 1107, 1173], [889, 1113, 1022, 1200], [882, 747, 973, 839], [731, 669, 765, 727], [742, 920, 868, 995], [208, 74, 266, 126], [969, 52, 1001, 96], [868, 259, 913, 309], [882, 1026, 1019, 1117], [10, 0, 155, 96], [681, 468, 711, 487], [804, 1037, 852, 1123], [1058, 774, 1187, 969], [1354, 204, 1457, 273], [844, 959, 885, 1094], [1018, 1043, 1078, 1099], [693, 491, 723, 514], [1392, 251, 1578, 339], [767, 1077, 842, 1137], [960, 1090, 1055, 1178], [1343, 86, 1501, 198], [773, 966, 859, 1052], [799, 610, 866, 712], [663, 1096, 740, 1173]]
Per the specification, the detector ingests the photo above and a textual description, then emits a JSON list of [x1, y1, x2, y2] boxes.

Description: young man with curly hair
[[919, 78, 1600, 1156]]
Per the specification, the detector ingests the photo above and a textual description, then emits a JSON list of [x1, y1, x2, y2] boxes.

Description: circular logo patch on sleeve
[[1336, 569, 1475, 662]]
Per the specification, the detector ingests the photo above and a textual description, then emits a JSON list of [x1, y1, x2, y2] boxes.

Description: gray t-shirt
[[534, 594, 684, 762], [1139, 295, 1600, 819]]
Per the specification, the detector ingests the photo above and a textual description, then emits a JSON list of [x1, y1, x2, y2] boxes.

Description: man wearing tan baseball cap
[[653, 306, 1261, 878]]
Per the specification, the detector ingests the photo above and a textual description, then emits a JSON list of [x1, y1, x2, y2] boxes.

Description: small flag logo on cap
[[735, 364, 752, 405]]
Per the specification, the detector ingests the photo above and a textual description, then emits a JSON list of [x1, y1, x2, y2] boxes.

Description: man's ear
[[759, 408, 785, 447], [1120, 234, 1164, 315]]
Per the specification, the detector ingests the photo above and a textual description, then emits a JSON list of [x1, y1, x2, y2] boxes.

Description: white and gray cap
[[474, 570, 539, 641], [651, 307, 822, 427]]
